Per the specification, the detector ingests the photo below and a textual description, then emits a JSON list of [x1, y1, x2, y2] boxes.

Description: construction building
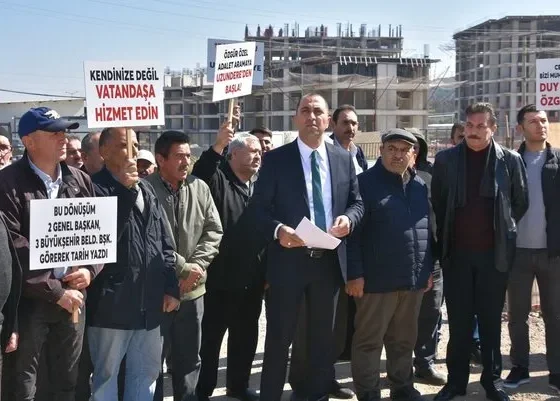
[[454, 15, 560, 127], [164, 22, 438, 147]]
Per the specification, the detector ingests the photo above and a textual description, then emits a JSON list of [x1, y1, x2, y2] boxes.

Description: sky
[[0, 0, 557, 102]]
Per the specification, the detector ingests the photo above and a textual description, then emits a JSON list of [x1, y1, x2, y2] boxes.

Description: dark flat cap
[[381, 128, 418, 145]]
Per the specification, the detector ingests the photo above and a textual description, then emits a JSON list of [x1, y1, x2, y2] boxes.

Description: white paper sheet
[[295, 217, 341, 250]]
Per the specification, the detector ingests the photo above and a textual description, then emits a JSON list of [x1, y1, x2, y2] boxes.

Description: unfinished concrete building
[[454, 15, 560, 126], [164, 22, 438, 147]]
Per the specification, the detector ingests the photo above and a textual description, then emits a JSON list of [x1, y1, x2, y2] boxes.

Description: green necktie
[[311, 150, 327, 231]]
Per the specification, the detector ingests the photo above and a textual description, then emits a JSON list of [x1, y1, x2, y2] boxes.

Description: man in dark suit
[[251, 93, 364, 401], [289, 103, 366, 400]]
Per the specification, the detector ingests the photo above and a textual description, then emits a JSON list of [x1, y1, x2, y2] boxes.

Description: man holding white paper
[[250, 93, 363, 401]]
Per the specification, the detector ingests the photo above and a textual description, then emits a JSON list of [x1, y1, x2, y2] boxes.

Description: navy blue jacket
[[87, 168, 179, 330], [347, 161, 433, 293]]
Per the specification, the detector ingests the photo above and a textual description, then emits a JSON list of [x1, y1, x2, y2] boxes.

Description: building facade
[[454, 15, 560, 127], [164, 22, 437, 147]]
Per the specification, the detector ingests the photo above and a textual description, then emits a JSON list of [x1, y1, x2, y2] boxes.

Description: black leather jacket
[[431, 140, 528, 272]]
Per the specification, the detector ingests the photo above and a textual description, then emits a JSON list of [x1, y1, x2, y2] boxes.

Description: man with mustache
[[346, 129, 434, 401], [193, 114, 265, 401], [432, 103, 528, 401], [504, 105, 560, 394], [147, 130, 223, 401]]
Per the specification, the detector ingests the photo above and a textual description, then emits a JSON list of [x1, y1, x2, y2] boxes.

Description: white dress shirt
[[332, 137, 363, 174], [28, 159, 67, 278], [297, 137, 333, 230], [273, 138, 334, 240]]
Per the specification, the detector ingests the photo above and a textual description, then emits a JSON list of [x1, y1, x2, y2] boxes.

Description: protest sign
[[536, 58, 560, 110], [29, 197, 117, 270], [207, 38, 264, 85], [212, 42, 256, 103], [83, 61, 165, 128]]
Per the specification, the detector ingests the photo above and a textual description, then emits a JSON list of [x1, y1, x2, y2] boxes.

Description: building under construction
[[164, 22, 439, 146]]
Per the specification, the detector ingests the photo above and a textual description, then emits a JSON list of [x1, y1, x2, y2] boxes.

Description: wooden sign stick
[[227, 98, 236, 128], [126, 128, 133, 158], [71, 266, 80, 324]]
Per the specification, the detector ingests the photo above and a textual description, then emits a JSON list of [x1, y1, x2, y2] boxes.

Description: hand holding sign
[[63, 267, 92, 290], [213, 118, 238, 155], [116, 159, 139, 188], [57, 289, 84, 314]]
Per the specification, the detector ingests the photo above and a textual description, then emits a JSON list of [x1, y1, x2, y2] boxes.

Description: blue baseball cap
[[18, 107, 80, 138]]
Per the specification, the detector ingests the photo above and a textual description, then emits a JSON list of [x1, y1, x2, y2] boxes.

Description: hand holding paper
[[295, 217, 341, 250]]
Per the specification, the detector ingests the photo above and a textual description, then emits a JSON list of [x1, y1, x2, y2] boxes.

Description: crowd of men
[[0, 95, 558, 401]]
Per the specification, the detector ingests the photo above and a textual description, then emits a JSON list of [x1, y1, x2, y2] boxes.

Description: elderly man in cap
[[137, 149, 156, 178], [347, 129, 434, 401], [0, 107, 103, 401]]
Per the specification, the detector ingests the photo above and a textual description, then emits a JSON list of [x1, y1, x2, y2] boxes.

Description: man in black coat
[[192, 119, 265, 401], [432, 103, 528, 401], [87, 127, 180, 401]]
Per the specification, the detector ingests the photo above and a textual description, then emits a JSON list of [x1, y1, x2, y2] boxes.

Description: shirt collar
[[297, 137, 328, 162], [159, 173, 184, 194], [28, 158, 62, 185]]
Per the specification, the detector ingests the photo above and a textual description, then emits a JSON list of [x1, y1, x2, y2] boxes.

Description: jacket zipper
[[403, 182, 420, 287]]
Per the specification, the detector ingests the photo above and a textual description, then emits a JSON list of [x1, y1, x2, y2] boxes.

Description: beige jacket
[[146, 173, 223, 301]]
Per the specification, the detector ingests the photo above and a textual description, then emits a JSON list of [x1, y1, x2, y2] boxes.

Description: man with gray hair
[[192, 112, 265, 401]]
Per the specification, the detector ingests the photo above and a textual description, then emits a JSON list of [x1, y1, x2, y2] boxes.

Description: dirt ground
[[163, 304, 558, 401]]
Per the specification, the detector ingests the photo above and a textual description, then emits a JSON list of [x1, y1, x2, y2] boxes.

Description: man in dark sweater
[[347, 129, 433, 401], [432, 103, 528, 401]]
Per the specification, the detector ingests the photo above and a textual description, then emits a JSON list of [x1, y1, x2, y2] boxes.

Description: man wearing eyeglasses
[[0, 136, 12, 170]]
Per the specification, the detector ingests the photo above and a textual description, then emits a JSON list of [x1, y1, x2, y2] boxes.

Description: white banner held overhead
[[536, 58, 560, 110], [29, 197, 118, 270], [207, 38, 264, 85], [212, 42, 256, 102], [83, 61, 165, 128]]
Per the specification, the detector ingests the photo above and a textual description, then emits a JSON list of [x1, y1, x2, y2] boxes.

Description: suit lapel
[[288, 140, 310, 211], [325, 142, 338, 216]]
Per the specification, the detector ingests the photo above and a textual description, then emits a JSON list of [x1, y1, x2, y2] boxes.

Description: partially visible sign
[[83, 61, 165, 128], [536, 58, 560, 110], [29, 197, 117, 270], [212, 42, 256, 102], [207, 38, 264, 85]]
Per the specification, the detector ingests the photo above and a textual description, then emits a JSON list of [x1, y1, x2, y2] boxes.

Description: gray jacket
[[146, 173, 223, 301], [431, 139, 528, 272]]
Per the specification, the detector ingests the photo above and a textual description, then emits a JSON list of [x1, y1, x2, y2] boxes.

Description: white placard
[[212, 42, 256, 102], [207, 38, 264, 85], [536, 58, 560, 110], [83, 61, 165, 128], [29, 197, 118, 270]]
